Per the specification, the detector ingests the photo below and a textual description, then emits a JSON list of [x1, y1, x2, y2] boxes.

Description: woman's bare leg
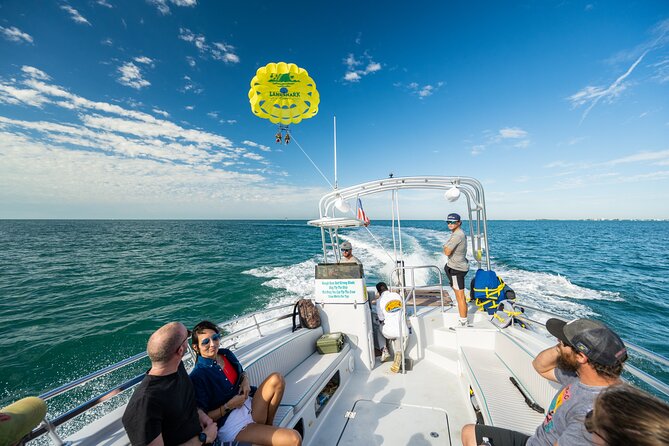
[[251, 372, 285, 425], [235, 423, 301, 446]]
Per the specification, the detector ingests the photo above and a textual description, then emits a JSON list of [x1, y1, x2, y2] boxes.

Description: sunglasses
[[200, 333, 222, 345], [175, 329, 192, 354], [341, 249, 351, 252], [447, 221, 459, 224]]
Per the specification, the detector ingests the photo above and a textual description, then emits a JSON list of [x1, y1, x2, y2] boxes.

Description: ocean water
[[1, 219, 668, 414]]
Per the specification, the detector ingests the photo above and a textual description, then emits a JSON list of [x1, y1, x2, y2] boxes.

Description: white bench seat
[[281, 344, 351, 412], [460, 345, 545, 435]]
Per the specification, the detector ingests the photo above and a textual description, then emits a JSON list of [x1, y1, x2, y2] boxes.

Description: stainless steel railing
[[387, 264, 452, 374], [514, 303, 669, 398], [26, 302, 296, 443]]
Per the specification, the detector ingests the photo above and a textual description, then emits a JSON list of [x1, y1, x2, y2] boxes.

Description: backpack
[[470, 268, 516, 315], [292, 299, 321, 332], [490, 300, 523, 329]]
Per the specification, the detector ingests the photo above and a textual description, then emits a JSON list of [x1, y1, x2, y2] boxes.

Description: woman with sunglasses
[[584, 383, 669, 446], [189, 320, 301, 446]]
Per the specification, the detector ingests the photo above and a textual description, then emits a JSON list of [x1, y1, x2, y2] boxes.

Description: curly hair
[[589, 359, 625, 380]]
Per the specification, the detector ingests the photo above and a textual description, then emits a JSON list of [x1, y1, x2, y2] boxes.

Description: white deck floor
[[310, 351, 473, 445]]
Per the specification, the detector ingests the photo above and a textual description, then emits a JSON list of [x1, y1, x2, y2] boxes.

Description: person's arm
[[532, 344, 560, 382], [443, 232, 461, 256]]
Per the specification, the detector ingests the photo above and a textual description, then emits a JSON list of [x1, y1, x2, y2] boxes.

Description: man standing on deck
[[461, 318, 628, 446], [339, 241, 361, 264], [443, 213, 470, 328], [122, 322, 219, 446]]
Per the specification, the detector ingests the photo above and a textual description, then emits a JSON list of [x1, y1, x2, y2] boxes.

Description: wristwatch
[[199, 432, 207, 445]]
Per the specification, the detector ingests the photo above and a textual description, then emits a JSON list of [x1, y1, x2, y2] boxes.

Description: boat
[[17, 175, 669, 445]]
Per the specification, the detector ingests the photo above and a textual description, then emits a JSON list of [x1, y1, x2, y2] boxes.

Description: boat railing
[[388, 264, 451, 375], [26, 302, 296, 444], [514, 302, 669, 399], [390, 265, 451, 315]]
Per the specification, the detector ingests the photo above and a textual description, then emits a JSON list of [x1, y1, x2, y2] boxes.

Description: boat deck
[[311, 343, 470, 445]]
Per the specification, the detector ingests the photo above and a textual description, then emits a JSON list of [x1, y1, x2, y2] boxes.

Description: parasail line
[[290, 133, 334, 189]]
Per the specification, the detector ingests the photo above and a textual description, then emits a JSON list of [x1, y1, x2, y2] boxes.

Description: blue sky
[[0, 1, 668, 219]]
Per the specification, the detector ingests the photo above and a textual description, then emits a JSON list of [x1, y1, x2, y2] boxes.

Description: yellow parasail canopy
[[248, 62, 320, 125]]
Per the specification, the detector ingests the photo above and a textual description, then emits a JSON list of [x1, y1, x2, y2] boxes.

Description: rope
[[289, 133, 334, 189]]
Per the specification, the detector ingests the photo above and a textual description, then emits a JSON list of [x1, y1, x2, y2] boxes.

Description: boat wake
[[244, 225, 622, 319]]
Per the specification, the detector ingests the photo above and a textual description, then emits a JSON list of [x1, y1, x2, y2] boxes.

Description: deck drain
[[430, 432, 439, 438]]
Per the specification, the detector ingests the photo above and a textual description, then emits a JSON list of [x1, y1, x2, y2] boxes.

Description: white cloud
[[96, 0, 113, 7], [606, 149, 669, 165], [101, 37, 113, 46], [344, 72, 361, 82], [499, 127, 528, 139], [243, 140, 271, 152], [342, 52, 381, 83], [0, 66, 334, 217], [147, 0, 197, 15], [152, 108, 169, 117], [60, 5, 92, 26], [179, 28, 239, 64], [471, 145, 485, 156], [568, 18, 669, 122], [0, 26, 34, 44], [134, 56, 154, 65], [244, 152, 265, 161], [401, 81, 444, 99], [186, 56, 196, 67], [468, 127, 530, 156], [117, 62, 151, 89], [185, 105, 194, 110], [21, 66, 50, 80]]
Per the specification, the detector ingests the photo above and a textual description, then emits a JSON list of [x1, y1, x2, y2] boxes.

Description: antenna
[[334, 115, 338, 190]]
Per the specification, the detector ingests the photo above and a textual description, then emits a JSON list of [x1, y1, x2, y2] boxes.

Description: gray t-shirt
[[444, 228, 468, 271], [526, 368, 602, 446]]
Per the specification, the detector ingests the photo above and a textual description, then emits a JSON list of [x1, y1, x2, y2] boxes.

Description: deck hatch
[[337, 399, 452, 445]]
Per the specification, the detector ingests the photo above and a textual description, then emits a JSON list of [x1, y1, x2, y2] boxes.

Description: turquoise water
[[1, 220, 668, 410]]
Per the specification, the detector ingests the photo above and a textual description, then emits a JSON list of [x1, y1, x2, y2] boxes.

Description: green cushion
[[0, 397, 47, 446]]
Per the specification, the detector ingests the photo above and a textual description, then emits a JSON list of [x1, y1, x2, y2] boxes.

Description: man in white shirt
[[375, 282, 409, 373]]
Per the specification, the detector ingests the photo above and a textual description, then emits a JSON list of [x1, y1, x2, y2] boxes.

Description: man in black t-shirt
[[122, 322, 218, 446]]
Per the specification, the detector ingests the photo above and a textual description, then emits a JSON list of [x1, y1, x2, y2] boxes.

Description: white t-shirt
[[376, 290, 408, 339]]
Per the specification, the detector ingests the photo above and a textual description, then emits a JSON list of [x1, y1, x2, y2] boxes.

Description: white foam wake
[[243, 225, 622, 321]]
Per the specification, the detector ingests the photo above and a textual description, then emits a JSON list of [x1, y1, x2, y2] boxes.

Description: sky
[[0, 0, 668, 220]]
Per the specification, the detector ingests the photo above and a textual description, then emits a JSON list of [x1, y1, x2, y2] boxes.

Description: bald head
[[147, 322, 187, 365]]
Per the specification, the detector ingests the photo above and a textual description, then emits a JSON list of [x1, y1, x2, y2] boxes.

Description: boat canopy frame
[[308, 175, 491, 270]]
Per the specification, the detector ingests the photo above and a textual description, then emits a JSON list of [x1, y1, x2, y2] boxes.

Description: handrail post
[[43, 419, 69, 446], [253, 314, 262, 337]]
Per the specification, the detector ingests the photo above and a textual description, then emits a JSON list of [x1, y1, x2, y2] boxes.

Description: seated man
[[122, 322, 218, 446], [461, 318, 628, 446], [375, 282, 409, 373], [0, 396, 47, 446]]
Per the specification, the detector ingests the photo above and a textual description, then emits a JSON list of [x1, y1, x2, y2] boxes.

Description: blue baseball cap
[[446, 213, 461, 222]]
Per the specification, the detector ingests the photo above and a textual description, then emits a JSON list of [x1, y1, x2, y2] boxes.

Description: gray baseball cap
[[340, 241, 352, 250], [546, 318, 627, 366]]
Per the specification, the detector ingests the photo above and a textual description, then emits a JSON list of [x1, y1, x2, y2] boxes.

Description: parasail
[[248, 62, 320, 143]]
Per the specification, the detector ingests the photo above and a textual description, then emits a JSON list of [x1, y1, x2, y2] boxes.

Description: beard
[[556, 350, 579, 373]]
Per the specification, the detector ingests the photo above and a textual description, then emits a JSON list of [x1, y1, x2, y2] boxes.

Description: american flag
[[357, 198, 370, 227]]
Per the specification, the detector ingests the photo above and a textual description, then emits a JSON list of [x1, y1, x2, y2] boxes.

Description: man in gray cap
[[339, 241, 361, 264], [461, 318, 627, 446], [443, 213, 469, 328]]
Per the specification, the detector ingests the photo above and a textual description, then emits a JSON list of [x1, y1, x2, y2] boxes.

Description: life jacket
[[470, 268, 516, 315]]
